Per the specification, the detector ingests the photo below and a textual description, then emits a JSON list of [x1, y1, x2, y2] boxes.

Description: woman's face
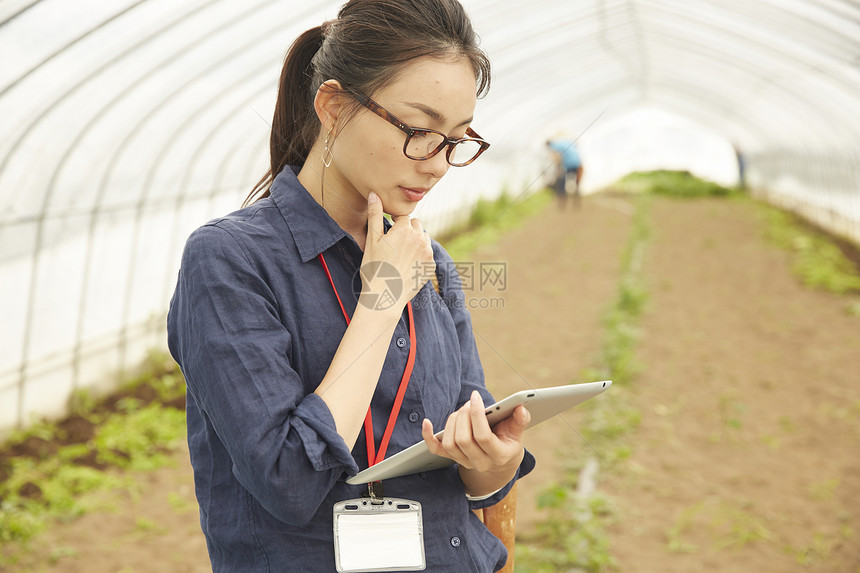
[[328, 56, 479, 218]]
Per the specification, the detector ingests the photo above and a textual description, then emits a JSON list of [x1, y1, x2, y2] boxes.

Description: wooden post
[[480, 483, 518, 572]]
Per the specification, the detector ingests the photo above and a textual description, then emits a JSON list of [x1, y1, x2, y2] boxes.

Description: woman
[[167, 0, 534, 571]]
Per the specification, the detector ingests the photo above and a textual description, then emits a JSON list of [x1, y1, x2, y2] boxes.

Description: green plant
[[48, 546, 78, 564], [598, 196, 651, 386], [0, 353, 187, 551], [441, 189, 551, 261], [93, 404, 185, 471], [517, 491, 617, 573], [789, 534, 834, 565], [762, 206, 860, 295], [666, 501, 773, 553], [808, 478, 839, 502], [616, 170, 737, 198]]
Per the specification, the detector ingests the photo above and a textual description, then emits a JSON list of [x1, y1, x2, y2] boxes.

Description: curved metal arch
[[113, 67, 278, 376], [480, 2, 643, 81], [0, 0, 225, 205], [483, 53, 779, 156], [62, 4, 327, 390], [636, 42, 848, 148], [9, 0, 233, 424], [155, 87, 273, 315], [641, 0, 860, 100], [10, 0, 329, 424], [477, 0, 860, 152], [478, 42, 776, 150], [637, 34, 860, 148], [0, 0, 150, 99], [472, 0, 859, 139], [662, 0, 860, 54]]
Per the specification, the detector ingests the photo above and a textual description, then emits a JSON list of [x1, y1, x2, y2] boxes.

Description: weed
[[761, 206, 860, 295], [717, 393, 746, 433], [759, 434, 781, 451], [787, 531, 843, 565], [167, 491, 195, 513], [778, 415, 796, 433], [666, 504, 702, 553], [667, 500, 773, 553], [48, 546, 78, 564], [808, 478, 839, 502], [134, 516, 160, 532]]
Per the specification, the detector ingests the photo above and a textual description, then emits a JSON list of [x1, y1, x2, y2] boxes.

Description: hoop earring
[[322, 128, 333, 168]]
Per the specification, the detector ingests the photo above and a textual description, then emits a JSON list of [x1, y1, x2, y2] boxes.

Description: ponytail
[[244, 25, 326, 206]]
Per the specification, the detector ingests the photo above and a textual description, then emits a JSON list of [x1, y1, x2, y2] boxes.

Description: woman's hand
[[421, 391, 530, 496], [360, 191, 434, 312]]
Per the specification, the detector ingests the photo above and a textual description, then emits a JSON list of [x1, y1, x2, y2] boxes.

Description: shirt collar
[[271, 165, 389, 262]]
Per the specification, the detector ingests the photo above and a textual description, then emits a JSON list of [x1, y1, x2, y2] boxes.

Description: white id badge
[[333, 498, 426, 572]]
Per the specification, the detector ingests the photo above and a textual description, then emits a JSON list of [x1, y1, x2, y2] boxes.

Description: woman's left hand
[[421, 390, 530, 477]]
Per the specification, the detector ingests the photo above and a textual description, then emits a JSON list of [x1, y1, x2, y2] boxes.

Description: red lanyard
[[317, 253, 416, 467]]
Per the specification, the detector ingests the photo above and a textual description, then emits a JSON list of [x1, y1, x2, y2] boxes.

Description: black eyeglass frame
[[347, 89, 490, 167]]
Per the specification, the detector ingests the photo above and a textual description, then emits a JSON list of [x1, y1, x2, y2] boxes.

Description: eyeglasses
[[348, 89, 490, 167]]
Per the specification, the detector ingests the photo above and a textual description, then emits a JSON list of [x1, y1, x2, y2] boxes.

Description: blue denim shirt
[[167, 166, 535, 572]]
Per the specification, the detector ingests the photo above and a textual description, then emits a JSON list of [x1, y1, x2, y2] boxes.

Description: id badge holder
[[333, 484, 426, 572]]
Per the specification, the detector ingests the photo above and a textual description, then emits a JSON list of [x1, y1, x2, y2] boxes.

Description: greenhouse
[[1, 0, 859, 570]]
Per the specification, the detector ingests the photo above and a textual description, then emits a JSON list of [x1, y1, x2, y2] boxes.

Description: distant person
[[733, 142, 746, 190], [547, 138, 584, 207]]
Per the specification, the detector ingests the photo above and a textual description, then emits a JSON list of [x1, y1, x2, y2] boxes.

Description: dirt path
[[462, 195, 633, 531], [5, 193, 860, 572]]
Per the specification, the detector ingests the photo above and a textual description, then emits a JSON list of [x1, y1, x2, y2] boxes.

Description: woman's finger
[[421, 419, 443, 455], [467, 391, 496, 454], [441, 411, 460, 453], [365, 192, 384, 241]]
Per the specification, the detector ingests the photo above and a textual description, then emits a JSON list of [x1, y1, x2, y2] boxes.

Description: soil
[[2, 193, 859, 572], [603, 197, 860, 572]]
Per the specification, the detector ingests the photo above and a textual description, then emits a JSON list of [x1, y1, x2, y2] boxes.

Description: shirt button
[[396, 337, 407, 348], [408, 412, 420, 423], [450, 536, 461, 548]]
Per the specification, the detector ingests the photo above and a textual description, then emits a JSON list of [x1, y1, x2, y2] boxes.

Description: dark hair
[[244, 0, 491, 205]]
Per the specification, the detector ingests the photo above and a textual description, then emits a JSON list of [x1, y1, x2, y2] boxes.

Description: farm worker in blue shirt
[[547, 138, 584, 207], [167, 1, 535, 571]]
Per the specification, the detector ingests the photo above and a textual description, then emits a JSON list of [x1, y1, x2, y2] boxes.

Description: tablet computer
[[346, 380, 612, 485]]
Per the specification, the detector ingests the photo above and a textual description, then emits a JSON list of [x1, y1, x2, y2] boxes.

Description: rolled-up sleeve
[[168, 224, 358, 526], [431, 243, 536, 509]]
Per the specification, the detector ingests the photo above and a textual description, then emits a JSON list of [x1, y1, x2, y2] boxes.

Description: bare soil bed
[[603, 197, 860, 572]]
